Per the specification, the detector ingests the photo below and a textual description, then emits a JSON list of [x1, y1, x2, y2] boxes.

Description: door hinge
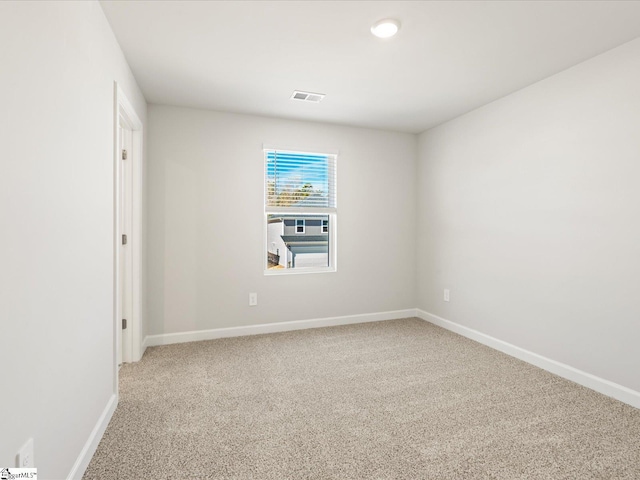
[[122, 149, 128, 160], [122, 234, 127, 245], [122, 318, 127, 329]]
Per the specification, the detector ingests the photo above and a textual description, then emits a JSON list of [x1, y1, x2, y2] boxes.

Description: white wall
[[0, 2, 146, 478], [417, 38, 640, 393], [147, 105, 416, 335]]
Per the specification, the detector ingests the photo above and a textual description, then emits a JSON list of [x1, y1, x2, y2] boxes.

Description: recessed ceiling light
[[371, 18, 400, 39]]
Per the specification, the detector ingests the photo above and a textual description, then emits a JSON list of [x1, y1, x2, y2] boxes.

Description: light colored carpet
[[84, 318, 640, 479]]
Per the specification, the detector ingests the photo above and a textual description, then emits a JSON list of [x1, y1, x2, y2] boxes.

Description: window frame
[[295, 219, 305, 234], [263, 147, 337, 275]]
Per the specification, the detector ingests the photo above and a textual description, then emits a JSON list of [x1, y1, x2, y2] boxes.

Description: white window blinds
[[265, 149, 337, 211]]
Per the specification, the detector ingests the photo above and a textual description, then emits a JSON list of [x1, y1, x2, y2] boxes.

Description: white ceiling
[[100, 1, 640, 133]]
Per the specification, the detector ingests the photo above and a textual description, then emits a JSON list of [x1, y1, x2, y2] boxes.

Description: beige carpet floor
[[84, 318, 640, 479]]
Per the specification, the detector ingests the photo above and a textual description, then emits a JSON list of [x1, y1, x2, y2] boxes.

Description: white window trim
[[322, 219, 329, 233], [295, 219, 305, 234], [263, 147, 337, 275]]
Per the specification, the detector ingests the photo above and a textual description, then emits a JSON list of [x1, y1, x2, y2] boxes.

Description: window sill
[[264, 267, 336, 276]]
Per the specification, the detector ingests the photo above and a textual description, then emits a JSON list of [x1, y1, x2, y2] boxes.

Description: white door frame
[[113, 82, 144, 390]]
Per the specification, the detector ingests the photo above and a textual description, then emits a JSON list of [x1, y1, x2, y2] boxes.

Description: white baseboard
[[143, 309, 417, 348], [415, 309, 640, 409], [141, 308, 640, 409], [66, 393, 117, 480], [70, 308, 637, 480], [140, 336, 149, 359]]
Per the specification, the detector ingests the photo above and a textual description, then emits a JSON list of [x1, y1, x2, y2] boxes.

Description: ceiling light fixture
[[371, 18, 400, 39]]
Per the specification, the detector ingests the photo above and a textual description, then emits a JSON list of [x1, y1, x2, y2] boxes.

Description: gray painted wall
[[147, 105, 417, 334], [0, 2, 147, 477], [417, 38, 640, 393]]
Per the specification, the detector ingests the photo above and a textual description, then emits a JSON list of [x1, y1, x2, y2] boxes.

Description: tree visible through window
[[265, 149, 337, 272]]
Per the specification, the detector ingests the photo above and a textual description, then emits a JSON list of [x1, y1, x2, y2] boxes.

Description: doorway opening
[[114, 83, 143, 381]]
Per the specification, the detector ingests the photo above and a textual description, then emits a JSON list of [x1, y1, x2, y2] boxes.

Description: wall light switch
[[444, 289, 450, 302], [249, 293, 258, 306]]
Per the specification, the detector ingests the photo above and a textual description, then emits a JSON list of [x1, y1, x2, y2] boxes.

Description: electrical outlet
[[18, 438, 34, 468], [249, 293, 258, 306], [444, 289, 450, 302]]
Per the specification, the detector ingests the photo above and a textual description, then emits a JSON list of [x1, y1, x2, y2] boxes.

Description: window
[[265, 148, 337, 273]]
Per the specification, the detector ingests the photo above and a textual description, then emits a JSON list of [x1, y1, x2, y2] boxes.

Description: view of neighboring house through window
[[265, 148, 337, 272]]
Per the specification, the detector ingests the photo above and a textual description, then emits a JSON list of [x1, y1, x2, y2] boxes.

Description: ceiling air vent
[[291, 90, 325, 103]]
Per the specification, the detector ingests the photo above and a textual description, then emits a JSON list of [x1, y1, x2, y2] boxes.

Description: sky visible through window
[[265, 151, 331, 208]]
